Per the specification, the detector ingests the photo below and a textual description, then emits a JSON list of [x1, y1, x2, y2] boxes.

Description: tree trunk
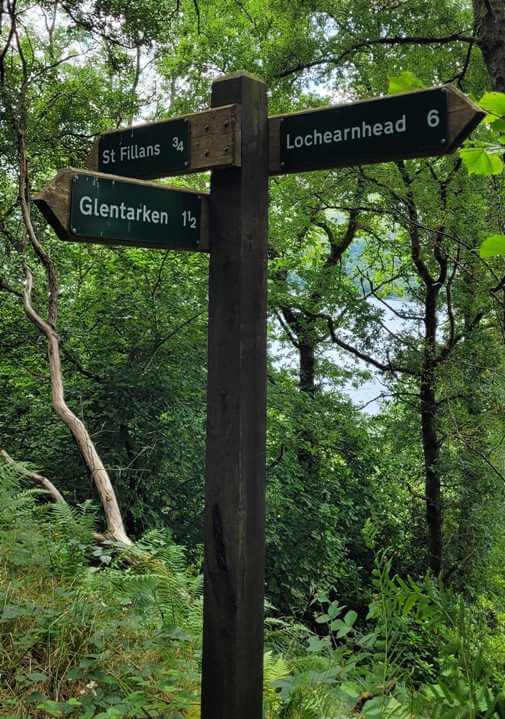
[[421, 372, 442, 575], [296, 337, 319, 481], [421, 287, 442, 575], [473, 0, 505, 91], [299, 340, 316, 395], [23, 270, 132, 546]]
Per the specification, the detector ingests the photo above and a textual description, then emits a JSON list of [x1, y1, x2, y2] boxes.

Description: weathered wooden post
[[201, 72, 268, 719]]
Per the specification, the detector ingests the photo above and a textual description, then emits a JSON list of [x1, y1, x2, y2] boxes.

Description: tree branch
[[396, 161, 435, 288], [325, 314, 419, 376], [276, 32, 475, 78], [0, 448, 65, 502], [0, 277, 22, 297]]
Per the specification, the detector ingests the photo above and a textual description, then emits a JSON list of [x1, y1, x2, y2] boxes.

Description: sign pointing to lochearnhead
[[269, 85, 485, 174], [34, 169, 209, 251]]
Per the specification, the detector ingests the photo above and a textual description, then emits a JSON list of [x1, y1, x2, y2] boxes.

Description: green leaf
[[344, 609, 357, 626], [26, 671, 48, 683], [460, 147, 504, 175], [327, 601, 343, 620], [362, 696, 386, 718], [479, 92, 505, 120], [307, 635, 330, 652], [339, 681, 361, 700], [479, 234, 505, 257], [402, 593, 418, 616], [388, 71, 424, 95], [94, 710, 126, 719], [336, 624, 352, 638], [36, 700, 63, 717], [1, 604, 32, 620], [65, 698, 82, 707], [493, 118, 505, 132]]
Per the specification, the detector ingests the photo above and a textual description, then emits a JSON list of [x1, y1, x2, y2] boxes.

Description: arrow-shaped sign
[[269, 85, 485, 174], [34, 168, 209, 251], [87, 104, 241, 180]]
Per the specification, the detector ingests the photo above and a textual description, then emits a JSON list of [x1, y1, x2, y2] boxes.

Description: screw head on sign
[[184, 161, 189, 167], [441, 138, 446, 144], [280, 161, 285, 167]]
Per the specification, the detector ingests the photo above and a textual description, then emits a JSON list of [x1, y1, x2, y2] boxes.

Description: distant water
[[271, 297, 422, 414]]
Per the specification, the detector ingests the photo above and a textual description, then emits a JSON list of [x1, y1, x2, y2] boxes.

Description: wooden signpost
[[34, 75, 484, 719], [202, 72, 268, 719]]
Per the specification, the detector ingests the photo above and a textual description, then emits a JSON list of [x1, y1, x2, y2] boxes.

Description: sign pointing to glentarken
[[34, 168, 209, 251], [269, 85, 485, 174]]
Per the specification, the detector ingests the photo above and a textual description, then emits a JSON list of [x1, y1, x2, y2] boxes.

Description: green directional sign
[[269, 86, 485, 174], [97, 118, 190, 178], [278, 88, 449, 171], [70, 173, 203, 250], [33, 169, 208, 252]]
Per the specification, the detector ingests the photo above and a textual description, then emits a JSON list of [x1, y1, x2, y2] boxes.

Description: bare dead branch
[[22, 268, 132, 545]]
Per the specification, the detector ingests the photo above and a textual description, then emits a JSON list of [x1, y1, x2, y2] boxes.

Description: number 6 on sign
[[427, 109, 440, 127]]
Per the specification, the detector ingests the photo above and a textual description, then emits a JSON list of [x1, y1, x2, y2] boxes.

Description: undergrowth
[[2, 461, 505, 718]]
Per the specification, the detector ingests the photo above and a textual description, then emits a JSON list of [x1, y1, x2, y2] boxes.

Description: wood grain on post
[[202, 72, 268, 719], [87, 104, 242, 178]]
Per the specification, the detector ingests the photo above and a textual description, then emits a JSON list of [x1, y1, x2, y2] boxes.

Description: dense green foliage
[[3, 0, 505, 715], [3, 462, 505, 718]]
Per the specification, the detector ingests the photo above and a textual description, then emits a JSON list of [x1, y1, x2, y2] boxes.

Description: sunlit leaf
[[460, 147, 504, 175], [479, 92, 505, 121], [479, 234, 505, 258], [388, 71, 425, 95]]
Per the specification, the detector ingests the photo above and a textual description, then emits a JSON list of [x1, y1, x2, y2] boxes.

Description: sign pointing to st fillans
[[269, 85, 485, 174], [34, 169, 209, 251], [96, 118, 190, 178], [87, 104, 241, 180]]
